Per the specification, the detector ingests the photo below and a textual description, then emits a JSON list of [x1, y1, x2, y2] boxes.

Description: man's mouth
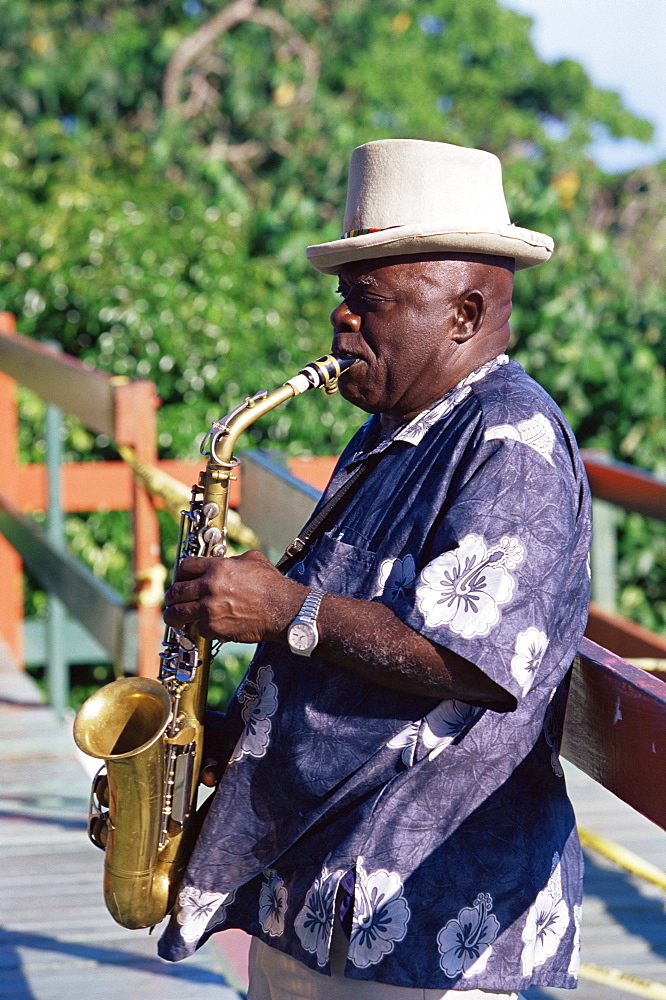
[[334, 348, 364, 364]]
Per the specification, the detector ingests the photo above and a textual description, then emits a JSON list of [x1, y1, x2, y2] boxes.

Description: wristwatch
[[287, 589, 325, 657]]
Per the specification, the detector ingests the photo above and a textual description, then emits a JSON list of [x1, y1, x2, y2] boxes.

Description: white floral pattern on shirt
[[294, 866, 345, 966], [417, 534, 523, 639], [521, 854, 570, 974], [258, 868, 288, 938], [484, 412, 556, 466], [511, 627, 549, 695], [348, 862, 411, 969], [387, 700, 482, 765], [436, 892, 500, 978], [174, 886, 235, 944], [423, 700, 483, 760], [377, 554, 416, 601], [230, 664, 278, 762]]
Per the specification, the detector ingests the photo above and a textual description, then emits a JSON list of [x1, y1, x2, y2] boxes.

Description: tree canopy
[[0, 0, 663, 633]]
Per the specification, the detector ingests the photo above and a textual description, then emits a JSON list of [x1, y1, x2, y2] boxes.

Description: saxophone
[[73, 354, 355, 929]]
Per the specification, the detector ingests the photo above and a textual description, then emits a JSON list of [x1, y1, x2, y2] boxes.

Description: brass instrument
[[73, 354, 355, 929]]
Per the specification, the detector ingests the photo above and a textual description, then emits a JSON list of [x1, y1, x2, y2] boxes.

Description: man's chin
[[338, 372, 381, 414]]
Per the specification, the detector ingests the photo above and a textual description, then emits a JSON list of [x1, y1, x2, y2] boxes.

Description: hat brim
[[307, 222, 554, 273]]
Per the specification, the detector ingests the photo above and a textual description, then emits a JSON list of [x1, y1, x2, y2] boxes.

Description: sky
[[499, 0, 666, 172]]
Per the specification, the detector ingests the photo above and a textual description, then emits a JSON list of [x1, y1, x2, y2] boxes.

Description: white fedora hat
[[307, 138, 553, 273]]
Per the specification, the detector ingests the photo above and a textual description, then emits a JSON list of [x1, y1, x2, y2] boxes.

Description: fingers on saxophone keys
[[163, 600, 201, 628], [175, 555, 211, 581], [164, 576, 204, 607]]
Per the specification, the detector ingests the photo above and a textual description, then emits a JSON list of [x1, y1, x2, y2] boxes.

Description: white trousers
[[247, 921, 521, 1000]]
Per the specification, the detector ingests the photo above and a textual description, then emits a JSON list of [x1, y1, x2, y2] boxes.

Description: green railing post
[[45, 343, 68, 718]]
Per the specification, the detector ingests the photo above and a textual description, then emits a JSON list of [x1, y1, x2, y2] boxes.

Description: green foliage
[[0, 0, 663, 640], [27, 660, 119, 712], [0, 110, 363, 458], [208, 649, 255, 712], [28, 650, 250, 712]]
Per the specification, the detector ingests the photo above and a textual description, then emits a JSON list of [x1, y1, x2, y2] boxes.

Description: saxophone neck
[[200, 354, 356, 467], [200, 384, 296, 467]]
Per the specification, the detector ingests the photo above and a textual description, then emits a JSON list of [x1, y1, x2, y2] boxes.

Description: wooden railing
[[0, 315, 162, 684]]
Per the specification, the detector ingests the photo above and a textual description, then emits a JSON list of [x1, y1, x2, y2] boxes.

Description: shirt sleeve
[[391, 430, 589, 704]]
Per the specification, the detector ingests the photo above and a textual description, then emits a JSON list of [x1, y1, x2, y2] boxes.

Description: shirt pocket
[[292, 529, 380, 599]]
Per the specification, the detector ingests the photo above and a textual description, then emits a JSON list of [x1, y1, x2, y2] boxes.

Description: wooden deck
[[0, 646, 245, 1000], [1, 645, 664, 1000]]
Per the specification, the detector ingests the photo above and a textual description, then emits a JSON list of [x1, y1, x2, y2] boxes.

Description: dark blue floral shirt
[[159, 356, 592, 992]]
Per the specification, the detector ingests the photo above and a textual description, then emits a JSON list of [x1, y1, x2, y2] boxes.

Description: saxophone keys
[[175, 632, 196, 652], [164, 724, 196, 746], [89, 814, 109, 849], [93, 769, 110, 808], [202, 526, 223, 548], [88, 767, 111, 850]]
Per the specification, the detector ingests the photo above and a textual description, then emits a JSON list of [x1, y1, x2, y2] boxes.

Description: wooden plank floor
[[0, 647, 244, 1000], [1, 645, 664, 999]]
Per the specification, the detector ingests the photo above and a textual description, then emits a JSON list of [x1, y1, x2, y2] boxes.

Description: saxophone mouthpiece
[[283, 354, 358, 396], [299, 354, 357, 394], [323, 354, 357, 394]]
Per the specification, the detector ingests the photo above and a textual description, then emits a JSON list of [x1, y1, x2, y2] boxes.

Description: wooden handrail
[[0, 323, 120, 438], [581, 450, 666, 522], [0, 492, 127, 665], [586, 601, 666, 660], [563, 637, 666, 830]]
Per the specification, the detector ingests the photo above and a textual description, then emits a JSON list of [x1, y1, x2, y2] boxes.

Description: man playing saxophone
[[159, 140, 591, 999]]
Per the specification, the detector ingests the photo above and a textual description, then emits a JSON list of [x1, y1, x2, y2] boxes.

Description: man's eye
[[335, 284, 385, 306]]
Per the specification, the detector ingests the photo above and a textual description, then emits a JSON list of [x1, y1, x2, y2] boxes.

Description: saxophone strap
[[276, 452, 383, 574]]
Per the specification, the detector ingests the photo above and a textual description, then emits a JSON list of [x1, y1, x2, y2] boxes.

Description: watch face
[[289, 622, 316, 653]]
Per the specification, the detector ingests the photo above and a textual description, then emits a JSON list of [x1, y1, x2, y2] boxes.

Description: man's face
[[330, 256, 476, 421]]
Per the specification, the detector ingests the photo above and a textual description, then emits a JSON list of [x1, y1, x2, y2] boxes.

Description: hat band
[[341, 225, 404, 239]]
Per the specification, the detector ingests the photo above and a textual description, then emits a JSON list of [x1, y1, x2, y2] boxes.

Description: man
[[158, 140, 591, 998]]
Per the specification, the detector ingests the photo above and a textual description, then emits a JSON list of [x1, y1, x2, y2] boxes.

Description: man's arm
[[163, 550, 515, 712]]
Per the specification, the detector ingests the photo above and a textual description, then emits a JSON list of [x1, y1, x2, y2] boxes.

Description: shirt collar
[[347, 354, 510, 464]]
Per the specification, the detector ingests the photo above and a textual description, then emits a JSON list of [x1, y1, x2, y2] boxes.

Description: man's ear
[[451, 290, 485, 343]]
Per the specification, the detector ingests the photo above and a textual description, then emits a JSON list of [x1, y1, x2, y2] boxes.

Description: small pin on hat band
[[341, 225, 404, 239]]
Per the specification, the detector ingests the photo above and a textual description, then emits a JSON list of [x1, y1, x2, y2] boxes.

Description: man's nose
[[330, 300, 361, 331]]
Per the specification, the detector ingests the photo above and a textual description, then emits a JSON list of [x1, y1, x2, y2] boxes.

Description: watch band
[[287, 589, 325, 657], [298, 589, 325, 623]]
